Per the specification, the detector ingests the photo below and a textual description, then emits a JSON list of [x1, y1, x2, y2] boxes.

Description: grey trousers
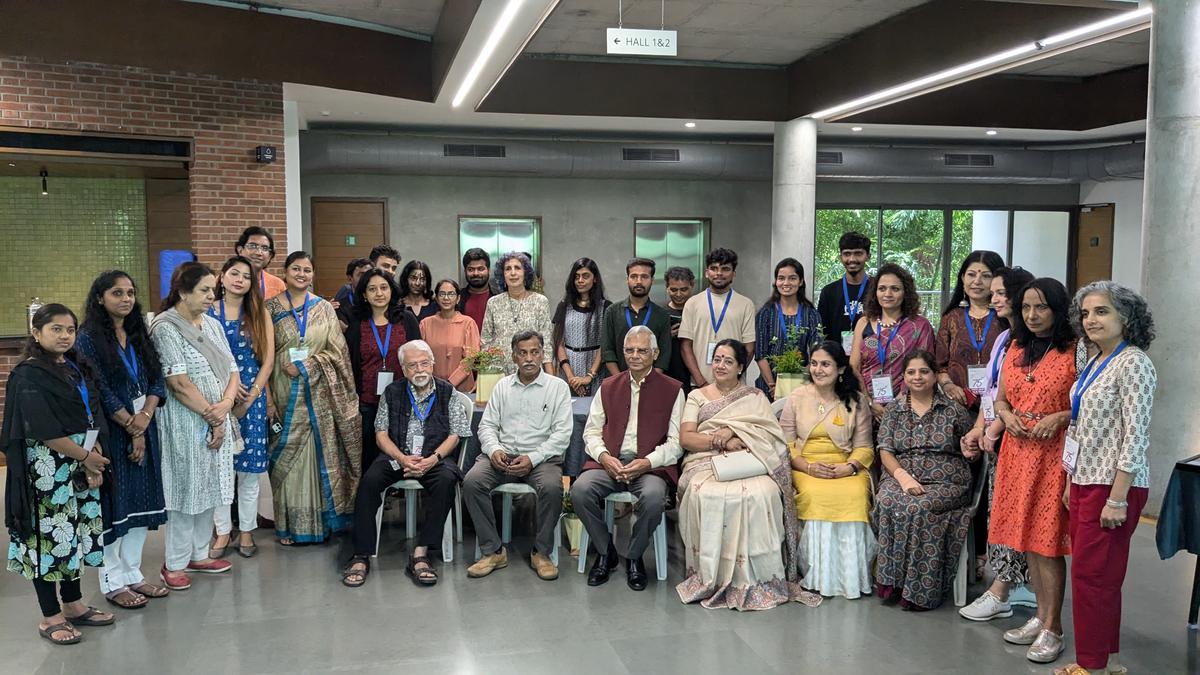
[[570, 469, 667, 560], [463, 455, 563, 557]]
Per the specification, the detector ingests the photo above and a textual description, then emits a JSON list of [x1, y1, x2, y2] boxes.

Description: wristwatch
[[847, 463, 859, 476]]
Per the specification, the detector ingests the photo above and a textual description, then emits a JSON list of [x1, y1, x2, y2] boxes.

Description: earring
[[838, 373, 844, 382]]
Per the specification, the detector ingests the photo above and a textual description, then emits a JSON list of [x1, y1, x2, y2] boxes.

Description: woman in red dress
[[988, 278, 1080, 666]]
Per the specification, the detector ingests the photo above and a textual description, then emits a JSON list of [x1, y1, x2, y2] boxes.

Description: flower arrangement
[[462, 346, 507, 373]]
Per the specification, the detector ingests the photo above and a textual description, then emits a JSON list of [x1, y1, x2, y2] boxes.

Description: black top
[[817, 276, 869, 341], [333, 284, 355, 327], [344, 313, 422, 399], [664, 305, 691, 390]]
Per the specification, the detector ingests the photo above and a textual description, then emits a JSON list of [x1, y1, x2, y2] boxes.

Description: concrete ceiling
[[525, 0, 928, 64], [1008, 27, 1148, 77], [202, 0, 447, 35]]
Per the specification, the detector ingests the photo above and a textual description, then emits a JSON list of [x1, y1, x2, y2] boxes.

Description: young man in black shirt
[[663, 266, 695, 391], [816, 231, 872, 351]]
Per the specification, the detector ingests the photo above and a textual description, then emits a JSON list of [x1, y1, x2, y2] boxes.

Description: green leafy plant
[[462, 346, 507, 373], [562, 489, 575, 515], [767, 324, 821, 376]]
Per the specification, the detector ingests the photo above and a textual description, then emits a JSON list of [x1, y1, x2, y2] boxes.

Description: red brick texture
[[0, 55, 288, 436]]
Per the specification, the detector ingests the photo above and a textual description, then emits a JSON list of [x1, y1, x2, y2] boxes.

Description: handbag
[[710, 451, 768, 482]]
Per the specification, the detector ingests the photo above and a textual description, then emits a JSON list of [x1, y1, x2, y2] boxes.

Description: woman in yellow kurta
[[780, 340, 875, 598]]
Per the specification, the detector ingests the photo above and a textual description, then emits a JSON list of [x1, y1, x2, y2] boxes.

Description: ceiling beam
[[431, 0, 483, 102]]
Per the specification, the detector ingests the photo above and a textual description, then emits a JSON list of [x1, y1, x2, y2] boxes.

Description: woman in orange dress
[[988, 277, 1080, 666]]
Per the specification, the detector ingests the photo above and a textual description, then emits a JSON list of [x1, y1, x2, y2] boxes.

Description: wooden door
[[310, 198, 387, 298], [1074, 204, 1114, 290]]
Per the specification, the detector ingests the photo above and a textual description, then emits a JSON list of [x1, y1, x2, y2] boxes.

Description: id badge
[[410, 436, 425, 456], [132, 395, 147, 413], [841, 330, 854, 353], [706, 342, 717, 365], [389, 459, 402, 471], [288, 347, 309, 363], [981, 395, 996, 424], [376, 371, 394, 395], [83, 429, 99, 451], [870, 375, 894, 404], [1062, 430, 1080, 475], [967, 366, 988, 395]]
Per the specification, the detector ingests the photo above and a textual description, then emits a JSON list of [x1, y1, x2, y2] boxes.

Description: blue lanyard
[[371, 321, 393, 369], [625, 304, 651, 329], [117, 339, 139, 386], [1071, 342, 1128, 423], [66, 360, 94, 428], [259, 271, 266, 293], [990, 335, 1010, 388], [218, 299, 243, 336], [875, 318, 907, 375], [843, 275, 868, 327], [776, 303, 797, 338], [285, 291, 310, 342], [964, 307, 996, 359], [408, 385, 436, 423], [706, 289, 732, 334]]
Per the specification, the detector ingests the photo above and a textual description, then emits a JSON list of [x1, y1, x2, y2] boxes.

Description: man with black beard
[[600, 257, 672, 374], [457, 248, 496, 332]]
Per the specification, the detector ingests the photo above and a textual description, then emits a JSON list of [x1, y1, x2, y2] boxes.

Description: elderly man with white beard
[[341, 340, 469, 588]]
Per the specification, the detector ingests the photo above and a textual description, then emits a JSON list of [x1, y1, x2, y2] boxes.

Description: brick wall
[[0, 55, 288, 438]]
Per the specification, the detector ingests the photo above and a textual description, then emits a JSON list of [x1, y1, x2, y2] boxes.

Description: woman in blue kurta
[[754, 258, 822, 400], [77, 271, 170, 609], [209, 256, 274, 558]]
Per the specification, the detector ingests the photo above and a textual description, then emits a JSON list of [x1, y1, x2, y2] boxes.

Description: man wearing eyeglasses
[[342, 340, 470, 588], [573, 326, 684, 590], [234, 226, 288, 299]]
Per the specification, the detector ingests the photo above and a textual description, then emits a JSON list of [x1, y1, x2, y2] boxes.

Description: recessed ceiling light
[[684, 122, 696, 128], [851, 126, 863, 132], [986, 129, 998, 135], [320, 110, 331, 117]]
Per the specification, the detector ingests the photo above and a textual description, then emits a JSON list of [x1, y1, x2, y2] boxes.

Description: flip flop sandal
[[38, 621, 81, 645], [342, 557, 370, 588], [1053, 666, 1092, 675], [65, 607, 115, 626], [105, 589, 148, 609], [129, 582, 170, 599], [405, 555, 438, 586]]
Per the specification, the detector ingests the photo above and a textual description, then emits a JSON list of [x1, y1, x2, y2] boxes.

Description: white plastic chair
[[472, 482, 562, 568], [575, 491, 668, 581], [371, 390, 473, 561], [954, 451, 990, 606]]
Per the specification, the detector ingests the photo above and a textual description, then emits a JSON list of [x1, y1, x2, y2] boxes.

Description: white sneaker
[[1008, 584, 1038, 608], [959, 590, 1013, 621]]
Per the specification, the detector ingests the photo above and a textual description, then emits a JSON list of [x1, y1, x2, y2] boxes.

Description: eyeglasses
[[436, 291, 459, 298], [242, 243, 273, 253], [402, 360, 434, 370], [622, 347, 652, 356]]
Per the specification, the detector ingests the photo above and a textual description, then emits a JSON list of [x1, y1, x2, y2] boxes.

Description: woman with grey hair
[[480, 252, 552, 375], [1054, 281, 1156, 675]]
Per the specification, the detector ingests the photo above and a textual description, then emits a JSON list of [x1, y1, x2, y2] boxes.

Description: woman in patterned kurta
[[209, 256, 274, 558], [267, 251, 362, 545], [872, 351, 973, 611], [5, 304, 113, 644], [480, 252, 553, 375]]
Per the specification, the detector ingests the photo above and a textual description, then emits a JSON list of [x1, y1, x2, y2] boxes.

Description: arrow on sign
[[613, 38, 620, 44]]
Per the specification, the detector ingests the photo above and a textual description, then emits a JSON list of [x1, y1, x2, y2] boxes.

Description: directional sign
[[606, 28, 678, 57]]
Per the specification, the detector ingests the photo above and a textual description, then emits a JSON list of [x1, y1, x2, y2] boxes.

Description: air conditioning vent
[[622, 148, 680, 162], [944, 153, 995, 167], [444, 143, 506, 158], [816, 151, 843, 165]]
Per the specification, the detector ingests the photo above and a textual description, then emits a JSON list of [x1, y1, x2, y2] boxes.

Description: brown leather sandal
[[129, 582, 170, 598], [406, 555, 438, 586], [39, 621, 81, 645], [342, 557, 370, 588], [105, 589, 148, 609]]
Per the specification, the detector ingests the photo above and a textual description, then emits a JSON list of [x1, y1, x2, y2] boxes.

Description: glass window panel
[[1011, 211, 1070, 282], [458, 217, 540, 280], [881, 209, 946, 326], [814, 209, 881, 291], [635, 218, 708, 305]]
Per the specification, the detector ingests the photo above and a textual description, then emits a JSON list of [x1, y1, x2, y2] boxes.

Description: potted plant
[[767, 323, 820, 401], [463, 345, 507, 403], [561, 486, 583, 557]]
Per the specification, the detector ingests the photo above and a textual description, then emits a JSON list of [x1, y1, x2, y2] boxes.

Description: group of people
[[2, 227, 1157, 675]]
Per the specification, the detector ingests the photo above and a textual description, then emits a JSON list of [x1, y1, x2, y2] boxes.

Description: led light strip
[[452, 0, 527, 108], [808, 7, 1152, 121]]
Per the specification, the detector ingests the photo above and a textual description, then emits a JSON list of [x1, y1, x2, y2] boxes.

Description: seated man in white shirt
[[464, 330, 573, 581], [572, 325, 684, 590]]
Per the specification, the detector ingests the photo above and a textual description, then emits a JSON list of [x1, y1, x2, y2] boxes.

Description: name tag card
[[870, 376, 894, 404], [706, 342, 717, 365], [981, 395, 996, 424], [83, 429, 99, 451], [132, 395, 147, 413], [376, 371, 394, 395], [288, 348, 309, 363], [1062, 431, 1080, 475], [389, 459, 402, 471], [841, 330, 855, 353], [967, 366, 989, 395], [410, 436, 424, 456]]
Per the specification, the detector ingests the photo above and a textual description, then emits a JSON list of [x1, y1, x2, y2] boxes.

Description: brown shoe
[[467, 547, 508, 578], [530, 552, 558, 581]]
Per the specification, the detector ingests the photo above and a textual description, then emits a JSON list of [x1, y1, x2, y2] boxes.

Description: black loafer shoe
[[587, 544, 620, 586], [626, 557, 648, 591]]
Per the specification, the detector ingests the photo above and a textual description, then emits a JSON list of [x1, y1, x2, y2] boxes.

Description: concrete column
[[1139, 3, 1200, 514], [283, 99, 303, 254], [771, 117, 818, 291]]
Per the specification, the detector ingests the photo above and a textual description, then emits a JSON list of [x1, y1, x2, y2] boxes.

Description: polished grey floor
[[1, 491, 1197, 674]]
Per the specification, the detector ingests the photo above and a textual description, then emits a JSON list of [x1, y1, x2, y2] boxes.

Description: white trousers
[[99, 527, 148, 594], [165, 508, 216, 571], [213, 471, 262, 536]]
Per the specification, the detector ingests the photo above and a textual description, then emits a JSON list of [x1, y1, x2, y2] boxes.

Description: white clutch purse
[[710, 451, 768, 482]]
